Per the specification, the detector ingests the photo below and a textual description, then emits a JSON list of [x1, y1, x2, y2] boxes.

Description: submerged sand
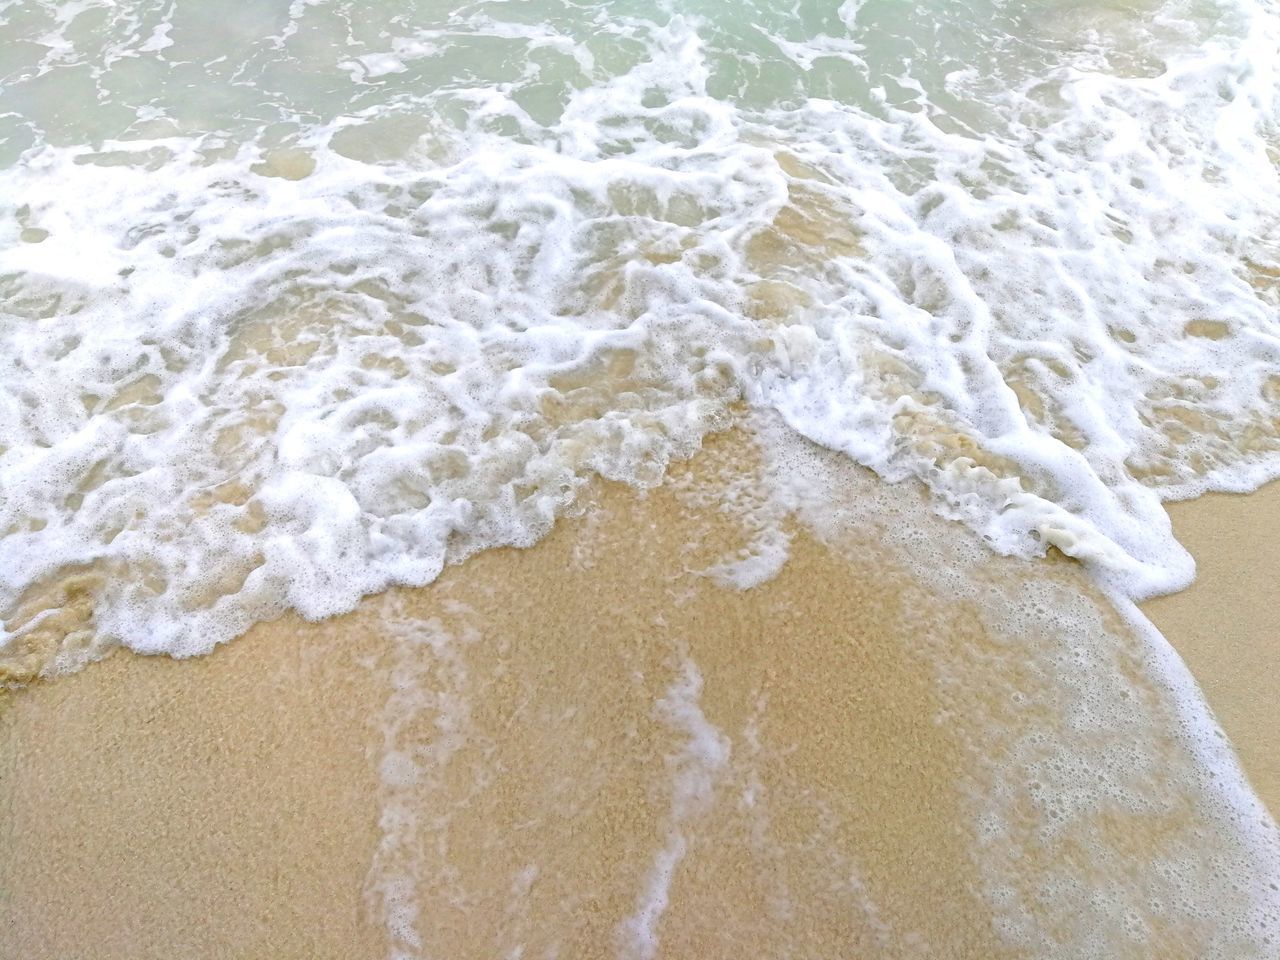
[[0, 432, 1276, 959]]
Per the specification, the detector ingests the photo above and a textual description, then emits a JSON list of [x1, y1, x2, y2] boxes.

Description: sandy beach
[[3, 0, 1279, 956], [2, 431, 1273, 959]]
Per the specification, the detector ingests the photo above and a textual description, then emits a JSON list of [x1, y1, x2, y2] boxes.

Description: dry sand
[[0, 432, 1273, 959]]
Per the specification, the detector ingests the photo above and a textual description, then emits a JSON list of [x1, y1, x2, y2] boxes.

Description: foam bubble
[[750, 415, 1280, 956]]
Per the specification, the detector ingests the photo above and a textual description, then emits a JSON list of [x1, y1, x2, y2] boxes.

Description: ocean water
[[2, 0, 1279, 671], [1, 0, 1279, 952]]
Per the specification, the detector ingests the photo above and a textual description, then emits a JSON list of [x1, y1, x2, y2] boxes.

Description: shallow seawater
[[1, 0, 1279, 955]]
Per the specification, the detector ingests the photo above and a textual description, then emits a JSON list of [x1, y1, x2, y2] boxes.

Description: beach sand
[[1141, 482, 1280, 815], [0, 431, 1273, 959]]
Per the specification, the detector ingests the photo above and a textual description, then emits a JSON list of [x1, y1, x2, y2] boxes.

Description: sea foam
[[0, 0, 1278, 677]]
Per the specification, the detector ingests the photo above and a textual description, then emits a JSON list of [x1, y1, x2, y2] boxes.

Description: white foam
[[750, 414, 1280, 956], [618, 658, 730, 960], [4, 0, 1278, 672], [363, 608, 474, 960]]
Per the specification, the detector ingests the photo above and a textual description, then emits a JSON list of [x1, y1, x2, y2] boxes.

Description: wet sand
[[0, 432, 1274, 959], [1142, 481, 1280, 815]]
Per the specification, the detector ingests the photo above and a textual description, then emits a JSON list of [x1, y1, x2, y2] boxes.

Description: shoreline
[[2, 431, 1276, 958], [1141, 480, 1280, 816]]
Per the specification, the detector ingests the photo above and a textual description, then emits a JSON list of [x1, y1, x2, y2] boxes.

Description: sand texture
[[1, 433, 1275, 960], [1142, 481, 1280, 815]]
